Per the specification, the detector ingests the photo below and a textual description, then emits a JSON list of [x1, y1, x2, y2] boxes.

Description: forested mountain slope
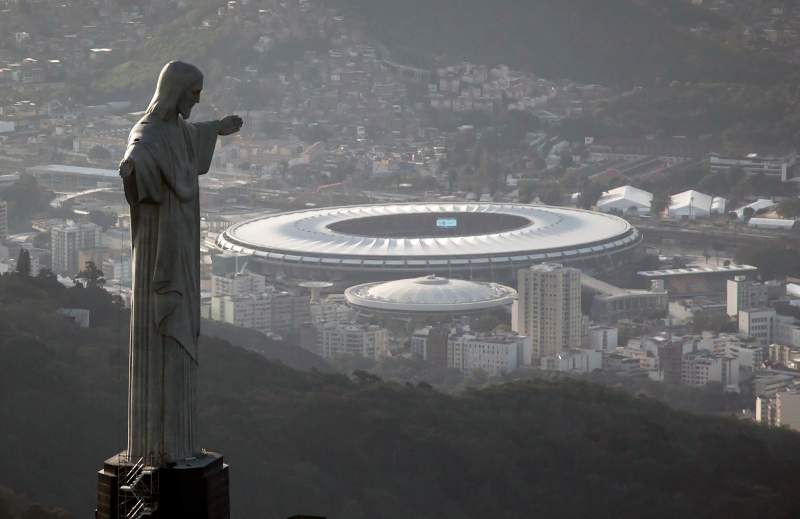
[[333, 0, 790, 86], [2, 273, 800, 518]]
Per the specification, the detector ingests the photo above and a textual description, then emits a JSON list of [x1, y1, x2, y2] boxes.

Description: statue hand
[[119, 157, 134, 177], [218, 115, 243, 136]]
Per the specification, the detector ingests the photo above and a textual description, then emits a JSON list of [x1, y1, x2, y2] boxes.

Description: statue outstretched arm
[[189, 115, 242, 176], [217, 115, 243, 136]]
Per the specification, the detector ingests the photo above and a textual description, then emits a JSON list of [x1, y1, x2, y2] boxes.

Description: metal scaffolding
[[117, 457, 159, 519]]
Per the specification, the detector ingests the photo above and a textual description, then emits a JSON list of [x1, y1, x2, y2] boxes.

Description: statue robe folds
[[121, 116, 218, 464]]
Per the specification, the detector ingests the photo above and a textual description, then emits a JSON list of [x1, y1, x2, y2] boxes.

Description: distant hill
[[90, 0, 793, 100], [332, 0, 791, 86], [2, 277, 800, 519], [92, 1, 329, 99]]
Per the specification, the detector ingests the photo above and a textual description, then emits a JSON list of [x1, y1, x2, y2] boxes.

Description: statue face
[[178, 80, 203, 119]]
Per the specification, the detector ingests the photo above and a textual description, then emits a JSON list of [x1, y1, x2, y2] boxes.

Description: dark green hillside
[[333, 0, 790, 86], [2, 272, 800, 518], [201, 318, 331, 371], [0, 486, 70, 519]]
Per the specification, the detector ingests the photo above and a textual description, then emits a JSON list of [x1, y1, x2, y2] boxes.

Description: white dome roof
[[344, 275, 517, 313]]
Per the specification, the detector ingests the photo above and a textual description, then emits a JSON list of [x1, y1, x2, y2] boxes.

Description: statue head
[[146, 61, 204, 121]]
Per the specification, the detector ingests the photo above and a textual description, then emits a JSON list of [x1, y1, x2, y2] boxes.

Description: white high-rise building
[[50, 220, 102, 274], [319, 322, 389, 359], [513, 263, 582, 360], [727, 276, 768, 317]]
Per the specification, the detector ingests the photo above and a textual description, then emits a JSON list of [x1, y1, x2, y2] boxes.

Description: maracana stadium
[[215, 203, 642, 284]]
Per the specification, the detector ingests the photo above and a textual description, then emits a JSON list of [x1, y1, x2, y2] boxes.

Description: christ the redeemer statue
[[119, 61, 242, 464]]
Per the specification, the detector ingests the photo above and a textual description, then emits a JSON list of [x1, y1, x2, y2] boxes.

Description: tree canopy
[[735, 243, 800, 280], [15, 249, 31, 277], [0, 175, 53, 233], [2, 274, 800, 518], [777, 198, 800, 219], [74, 261, 105, 289]]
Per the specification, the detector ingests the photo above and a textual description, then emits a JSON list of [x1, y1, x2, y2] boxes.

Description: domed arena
[[344, 275, 517, 316], [215, 203, 642, 284]]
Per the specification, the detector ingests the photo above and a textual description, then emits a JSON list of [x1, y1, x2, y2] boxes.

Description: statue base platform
[[96, 451, 230, 519]]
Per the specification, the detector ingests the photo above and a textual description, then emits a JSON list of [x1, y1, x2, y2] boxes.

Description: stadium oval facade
[[216, 203, 642, 284]]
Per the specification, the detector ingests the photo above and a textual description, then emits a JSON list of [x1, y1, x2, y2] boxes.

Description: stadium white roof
[[345, 275, 517, 313], [216, 203, 641, 270]]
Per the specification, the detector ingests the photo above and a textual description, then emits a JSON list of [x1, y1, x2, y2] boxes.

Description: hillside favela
[[4, 0, 800, 518]]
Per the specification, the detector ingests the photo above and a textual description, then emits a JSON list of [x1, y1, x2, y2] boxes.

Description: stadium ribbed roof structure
[[216, 203, 641, 274]]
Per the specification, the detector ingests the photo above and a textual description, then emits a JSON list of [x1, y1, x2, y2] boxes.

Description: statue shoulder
[[127, 117, 168, 148]]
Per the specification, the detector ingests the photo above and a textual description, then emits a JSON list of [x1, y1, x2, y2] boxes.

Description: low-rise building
[[209, 272, 310, 335], [211, 293, 272, 334], [615, 346, 659, 375], [541, 348, 602, 373], [748, 218, 796, 230], [603, 353, 649, 378], [775, 315, 800, 348], [319, 322, 389, 360], [27, 164, 118, 191], [753, 371, 799, 397], [310, 294, 354, 324], [681, 350, 740, 391], [697, 332, 763, 370], [739, 308, 777, 346], [448, 332, 530, 376], [586, 281, 669, 322], [587, 324, 618, 351], [767, 343, 800, 369], [596, 185, 653, 215], [709, 153, 798, 182], [668, 190, 726, 219]]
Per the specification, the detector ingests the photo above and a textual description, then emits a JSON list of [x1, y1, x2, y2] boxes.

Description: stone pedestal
[[96, 452, 229, 519]]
